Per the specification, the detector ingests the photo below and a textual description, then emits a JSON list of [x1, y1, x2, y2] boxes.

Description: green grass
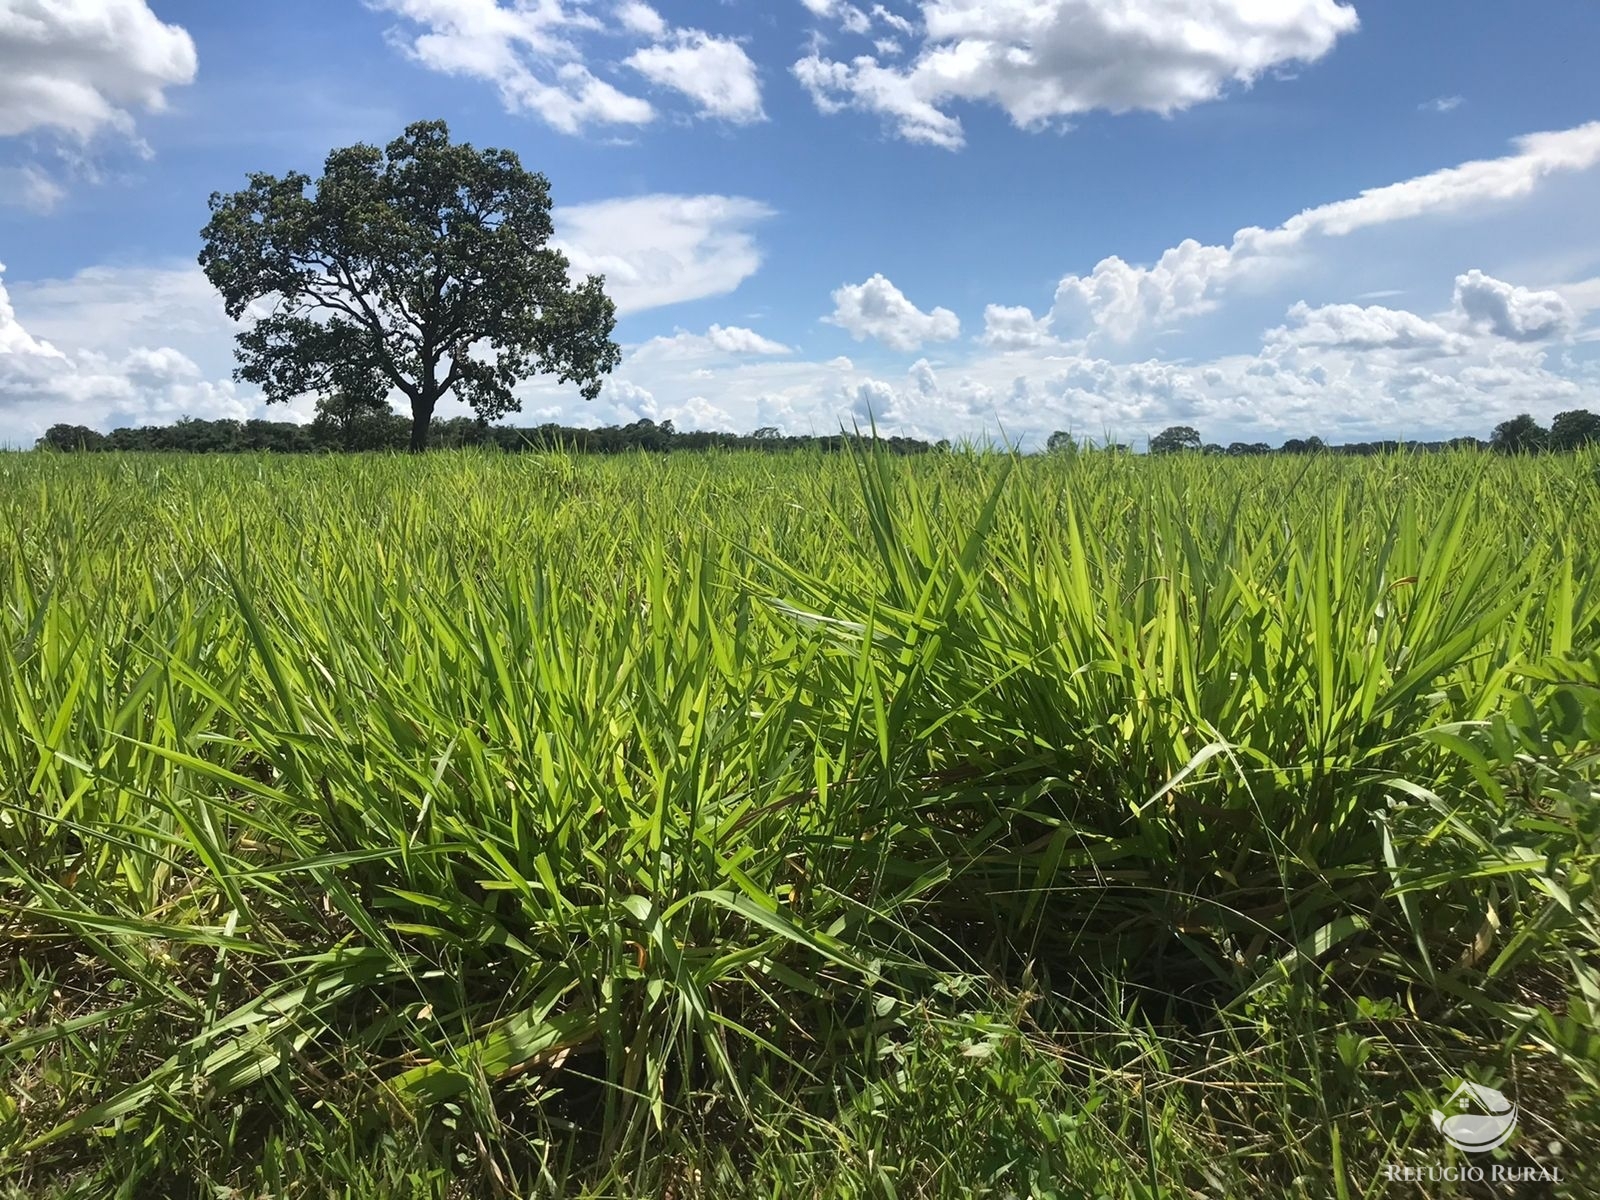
[[1, 444, 1597, 1198]]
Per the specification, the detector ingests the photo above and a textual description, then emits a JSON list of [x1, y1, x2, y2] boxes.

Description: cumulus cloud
[[1421, 95, 1464, 114], [1049, 239, 1235, 341], [826, 273, 960, 351], [591, 331, 1581, 449], [626, 32, 765, 123], [1453, 269, 1575, 342], [981, 304, 1060, 350], [0, 0, 197, 141], [0, 263, 65, 358], [636, 324, 793, 358], [370, 0, 652, 132], [705, 324, 791, 354], [996, 121, 1600, 343], [554, 194, 775, 314], [615, 1, 666, 38], [6, 255, 1589, 452], [1265, 301, 1470, 356], [794, 0, 1358, 150], [0, 261, 259, 442], [370, 0, 767, 132]]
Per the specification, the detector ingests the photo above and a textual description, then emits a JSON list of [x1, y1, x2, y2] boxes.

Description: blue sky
[[2, 0, 1599, 447]]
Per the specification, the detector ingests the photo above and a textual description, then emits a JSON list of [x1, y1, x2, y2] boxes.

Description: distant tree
[[1202, 443, 1224, 456], [310, 390, 396, 451], [752, 425, 780, 441], [37, 424, 106, 452], [1490, 413, 1549, 454], [1550, 409, 1600, 451], [1282, 436, 1326, 454], [1149, 424, 1201, 455], [1046, 430, 1077, 454], [199, 119, 621, 453]]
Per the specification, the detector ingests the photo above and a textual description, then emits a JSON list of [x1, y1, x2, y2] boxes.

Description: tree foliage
[[198, 119, 620, 451], [1491, 413, 1549, 454], [1551, 408, 1600, 451], [1149, 425, 1201, 454], [36, 424, 106, 452], [1046, 430, 1078, 454]]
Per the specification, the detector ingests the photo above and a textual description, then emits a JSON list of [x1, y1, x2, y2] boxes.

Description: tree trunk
[[409, 395, 436, 454]]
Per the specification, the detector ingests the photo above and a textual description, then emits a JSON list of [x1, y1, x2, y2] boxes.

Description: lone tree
[[1045, 430, 1078, 454], [199, 120, 621, 452], [1148, 425, 1201, 455], [1490, 413, 1548, 455]]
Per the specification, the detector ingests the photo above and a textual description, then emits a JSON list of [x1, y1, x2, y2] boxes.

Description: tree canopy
[[1490, 413, 1549, 454], [1551, 408, 1600, 451], [198, 119, 621, 451], [1149, 425, 1201, 454]]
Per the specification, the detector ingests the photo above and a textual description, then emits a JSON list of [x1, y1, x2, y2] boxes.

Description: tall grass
[[1, 445, 1596, 1197]]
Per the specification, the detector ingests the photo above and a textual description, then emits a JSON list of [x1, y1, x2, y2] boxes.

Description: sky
[[2, 0, 1599, 449]]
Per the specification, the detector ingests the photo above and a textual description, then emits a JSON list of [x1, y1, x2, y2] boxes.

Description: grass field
[[1, 445, 1598, 1198]]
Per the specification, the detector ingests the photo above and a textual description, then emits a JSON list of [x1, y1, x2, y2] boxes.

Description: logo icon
[[1431, 1082, 1518, 1152]]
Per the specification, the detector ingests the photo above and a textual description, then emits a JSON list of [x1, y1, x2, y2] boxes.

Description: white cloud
[[826, 273, 960, 351], [1551, 276, 1600, 328], [555, 194, 776, 314], [615, 1, 666, 38], [660, 394, 736, 430], [794, 53, 962, 148], [626, 32, 765, 123], [0, 165, 66, 213], [0, 0, 196, 141], [803, 2, 874, 34], [636, 324, 793, 358], [981, 304, 1059, 350], [872, 5, 915, 36], [5, 263, 241, 371], [0, 262, 65, 358], [602, 377, 655, 413], [1049, 239, 1235, 341], [370, 0, 653, 132], [589, 331, 1581, 449], [1421, 95, 1464, 114], [371, 0, 768, 133], [705, 324, 791, 354], [7, 255, 1591, 452], [1265, 300, 1470, 356], [1453, 269, 1575, 342], [794, 0, 1358, 150], [0, 261, 260, 443], [1004, 121, 1600, 343]]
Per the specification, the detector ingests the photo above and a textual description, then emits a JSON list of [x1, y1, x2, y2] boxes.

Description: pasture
[[1, 446, 1596, 1197]]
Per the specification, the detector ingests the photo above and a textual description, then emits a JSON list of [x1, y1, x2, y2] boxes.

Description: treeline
[[33, 408, 1600, 456], [34, 416, 937, 456], [1099, 409, 1600, 456]]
